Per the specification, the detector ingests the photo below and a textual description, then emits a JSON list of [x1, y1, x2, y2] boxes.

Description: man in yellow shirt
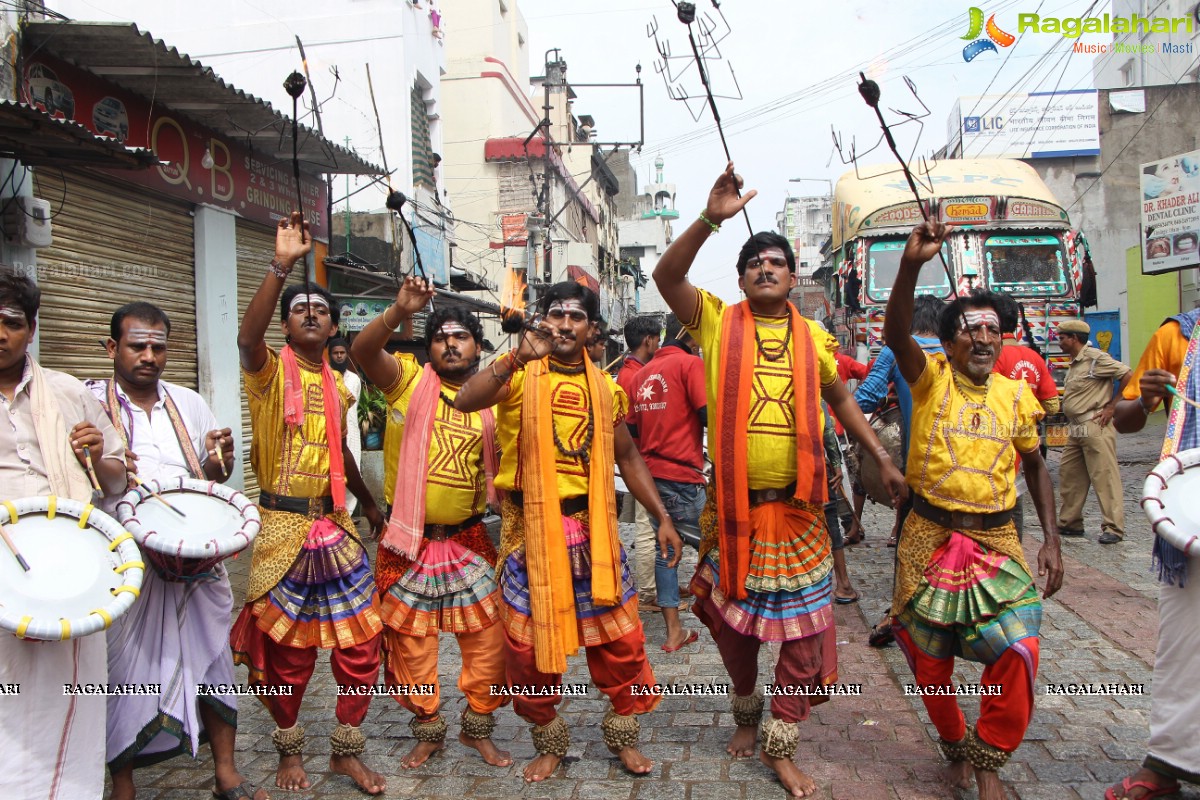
[[456, 281, 683, 784], [653, 163, 907, 799], [230, 213, 387, 795], [883, 221, 1064, 800], [351, 277, 510, 770]]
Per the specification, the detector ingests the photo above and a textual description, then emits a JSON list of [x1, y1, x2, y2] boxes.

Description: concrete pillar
[[0, 159, 38, 356], [193, 205, 243, 489]]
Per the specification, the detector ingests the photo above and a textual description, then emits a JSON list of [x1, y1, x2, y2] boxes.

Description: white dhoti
[[1146, 560, 1200, 782], [105, 565, 237, 769], [0, 633, 106, 800]]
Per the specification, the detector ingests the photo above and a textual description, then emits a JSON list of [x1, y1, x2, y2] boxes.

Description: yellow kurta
[[379, 353, 488, 524], [493, 361, 629, 497], [906, 351, 1043, 513], [684, 287, 838, 489]]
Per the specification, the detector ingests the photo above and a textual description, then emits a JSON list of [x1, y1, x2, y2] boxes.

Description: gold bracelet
[[382, 304, 404, 332]]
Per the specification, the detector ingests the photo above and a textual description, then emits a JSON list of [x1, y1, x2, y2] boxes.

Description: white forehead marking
[[127, 327, 167, 344], [550, 299, 586, 316], [0, 306, 25, 321], [289, 294, 330, 311], [961, 310, 999, 329], [439, 322, 469, 336]]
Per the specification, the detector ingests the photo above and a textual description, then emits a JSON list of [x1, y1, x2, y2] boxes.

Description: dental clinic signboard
[[1140, 149, 1200, 275], [948, 90, 1099, 159]]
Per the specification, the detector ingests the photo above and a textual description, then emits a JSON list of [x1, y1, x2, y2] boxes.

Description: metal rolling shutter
[[236, 220, 287, 498], [35, 169, 198, 388]]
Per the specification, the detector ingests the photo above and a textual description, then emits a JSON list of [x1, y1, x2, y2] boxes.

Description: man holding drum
[[86, 302, 258, 800], [0, 267, 127, 800], [1108, 307, 1200, 800], [883, 221, 1063, 800], [351, 277, 511, 769], [231, 212, 388, 795]]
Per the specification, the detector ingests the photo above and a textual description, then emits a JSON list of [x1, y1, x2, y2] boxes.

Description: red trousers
[[504, 626, 659, 726], [894, 625, 1038, 752], [231, 604, 380, 728]]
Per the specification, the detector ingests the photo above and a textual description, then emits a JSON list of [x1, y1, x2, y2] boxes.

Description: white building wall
[[1093, 0, 1200, 89]]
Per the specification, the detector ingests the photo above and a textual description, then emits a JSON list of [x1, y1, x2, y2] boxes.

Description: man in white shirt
[[87, 302, 260, 800]]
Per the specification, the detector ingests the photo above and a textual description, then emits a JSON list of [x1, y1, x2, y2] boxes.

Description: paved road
[[119, 415, 1200, 799]]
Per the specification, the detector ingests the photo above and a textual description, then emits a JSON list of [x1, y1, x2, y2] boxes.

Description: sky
[[514, 0, 1122, 302]]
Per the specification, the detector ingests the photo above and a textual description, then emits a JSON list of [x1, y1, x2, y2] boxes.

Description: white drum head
[[1143, 448, 1200, 556], [117, 477, 261, 560], [0, 497, 143, 641]]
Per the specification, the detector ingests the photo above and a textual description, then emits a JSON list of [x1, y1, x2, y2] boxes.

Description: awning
[[0, 100, 158, 169], [23, 20, 382, 175]]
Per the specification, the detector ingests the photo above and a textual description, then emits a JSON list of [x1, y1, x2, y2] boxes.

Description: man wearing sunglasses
[[653, 163, 906, 798]]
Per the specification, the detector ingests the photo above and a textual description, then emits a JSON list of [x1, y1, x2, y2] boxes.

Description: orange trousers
[[894, 625, 1039, 752], [382, 623, 507, 719], [503, 626, 659, 726]]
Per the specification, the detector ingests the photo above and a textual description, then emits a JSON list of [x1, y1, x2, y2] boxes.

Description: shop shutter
[[236, 220, 287, 498], [34, 169, 198, 389]]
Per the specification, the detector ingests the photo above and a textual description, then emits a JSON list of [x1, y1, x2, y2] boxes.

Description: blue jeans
[[649, 479, 705, 608]]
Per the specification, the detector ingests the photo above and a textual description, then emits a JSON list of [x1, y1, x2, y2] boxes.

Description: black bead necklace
[[754, 317, 791, 362]]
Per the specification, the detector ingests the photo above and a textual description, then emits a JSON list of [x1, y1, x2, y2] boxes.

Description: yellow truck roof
[[831, 159, 1070, 250]]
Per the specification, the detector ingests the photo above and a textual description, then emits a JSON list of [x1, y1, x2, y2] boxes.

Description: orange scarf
[[712, 302, 825, 600], [281, 345, 346, 511], [520, 356, 620, 674]]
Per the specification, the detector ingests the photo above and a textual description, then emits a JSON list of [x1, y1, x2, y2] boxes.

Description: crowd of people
[[0, 162, 1196, 800]]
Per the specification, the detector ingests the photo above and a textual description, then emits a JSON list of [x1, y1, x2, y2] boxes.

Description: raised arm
[[653, 161, 756, 326], [883, 222, 952, 385], [352, 277, 430, 389], [454, 324, 559, 413], [238, 212, 312, 373]]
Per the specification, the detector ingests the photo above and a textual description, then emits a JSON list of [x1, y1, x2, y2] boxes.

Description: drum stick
[[1166, 384, 1200, 412], [210, 439, 228, 479], [0, 523, 30, 572], [133, 475, 188, 518], [833, 480, 867, 533], [81, 444, 102, 493]]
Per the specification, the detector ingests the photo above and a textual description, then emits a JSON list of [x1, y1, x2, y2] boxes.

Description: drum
[[0, 496, 144, 641], [1142, 447, 1200, 556], [855, 405, 903, 506], [117, 477, 261, 581]]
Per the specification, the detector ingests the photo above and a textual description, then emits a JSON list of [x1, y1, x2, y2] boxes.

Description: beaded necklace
[[754, 316, 791, 362], [546, 358, 593, 462], [952, 370, 991, 430], [548, 358, 587, 375]]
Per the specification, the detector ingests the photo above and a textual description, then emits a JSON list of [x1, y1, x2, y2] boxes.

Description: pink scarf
[[281, 345, 347, 511], [382, 364, 498, 557]]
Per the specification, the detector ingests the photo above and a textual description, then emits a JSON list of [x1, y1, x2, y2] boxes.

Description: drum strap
[[102, 380, 206, 479]]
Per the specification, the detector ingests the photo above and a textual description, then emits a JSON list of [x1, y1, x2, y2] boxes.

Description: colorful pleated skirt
[[894, 530, 1042, 664], [500, 514, 639, 648], [378, 524, 502, 636]]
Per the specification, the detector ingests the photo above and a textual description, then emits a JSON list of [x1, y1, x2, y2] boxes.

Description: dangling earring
[[285, 334, 291, 345]]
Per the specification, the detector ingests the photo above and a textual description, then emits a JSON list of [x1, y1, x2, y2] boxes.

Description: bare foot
[[275, 754, 309, 792], [329, 754, 387, 795], [726, 724, 758, 757], [975, 768, 1007, 800], [759, 752, 817, 797], [459, 733, 512, 766], [940, 759, 974, 790], [214, 767, 270, 800], [109, 766, 136, 800], [399, 739, 444, 769], [523, 753, 562, 782], [609, 744, 653, 775], [1108, 768, 1182, 799]]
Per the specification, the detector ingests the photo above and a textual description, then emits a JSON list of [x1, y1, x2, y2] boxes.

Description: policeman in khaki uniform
[[1054, 319, 1132, 544]]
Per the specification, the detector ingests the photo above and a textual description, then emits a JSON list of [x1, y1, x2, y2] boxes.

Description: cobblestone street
[[120, 414, 1200, 800]]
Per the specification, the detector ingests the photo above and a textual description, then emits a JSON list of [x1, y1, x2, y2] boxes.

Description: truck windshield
[[984, 235, 1068, 295], [867, 240, 950, 302]]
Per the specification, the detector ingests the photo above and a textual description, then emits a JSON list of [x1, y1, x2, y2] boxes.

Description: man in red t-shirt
[[618, 315, 663, 606], [627, 326, 706, 652]]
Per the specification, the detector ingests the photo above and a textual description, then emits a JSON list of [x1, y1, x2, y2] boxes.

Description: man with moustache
[[230, 213, 387, 795], [653, 163, 907, 798], [883, 221, 1063, 800], [0, 267, 127, 800], [327, 336, 362, 514], [351, 278, 510, 771], [456, 281, 683, 783], [86, 303, 254, 800]]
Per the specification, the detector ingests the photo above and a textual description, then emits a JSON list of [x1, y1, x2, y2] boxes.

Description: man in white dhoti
[[87, 302, 263, 800], [1110, 307, 1200, 800], [0, 267, 127, 800]]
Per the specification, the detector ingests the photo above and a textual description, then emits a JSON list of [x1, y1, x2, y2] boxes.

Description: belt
[[912, 494, 1013, 531], [258, 491, 334, 518], [425, 514, 486, 541], [749, 482, 796, 507], [510, 492, 590, 517]]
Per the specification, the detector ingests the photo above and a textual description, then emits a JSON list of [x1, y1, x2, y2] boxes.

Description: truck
[[820, 158, 1087, 394]]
